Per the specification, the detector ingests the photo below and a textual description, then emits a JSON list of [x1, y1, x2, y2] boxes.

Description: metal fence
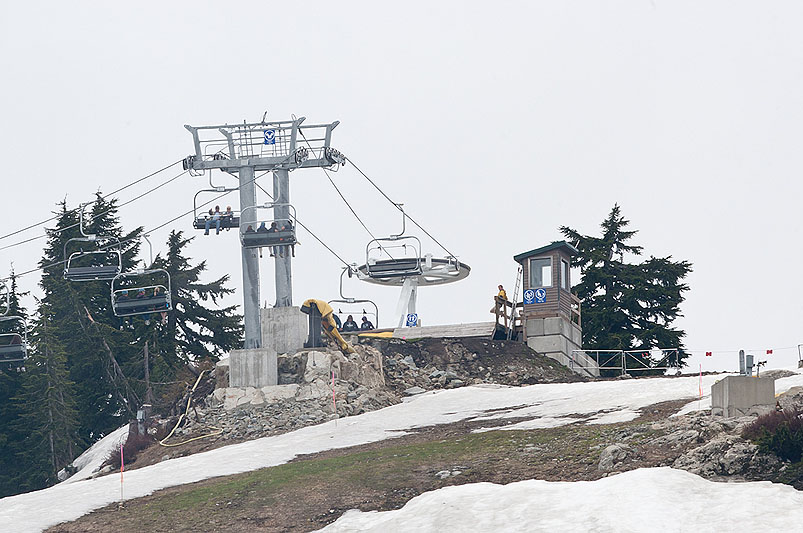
[[570, 348, 681, 376]]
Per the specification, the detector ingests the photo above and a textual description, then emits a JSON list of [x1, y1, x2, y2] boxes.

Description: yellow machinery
[[300, 299, 356, 354]]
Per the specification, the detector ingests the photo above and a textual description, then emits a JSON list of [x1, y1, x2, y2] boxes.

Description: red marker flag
[[705, 352, 712, 357], [766, 349, 773, 355]]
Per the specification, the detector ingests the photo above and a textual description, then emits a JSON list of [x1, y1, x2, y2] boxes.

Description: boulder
[[671, 435, 781, 478], [261, 384, 300, 403], [598, 443, 634, 472], [296, 379, 331, 401]]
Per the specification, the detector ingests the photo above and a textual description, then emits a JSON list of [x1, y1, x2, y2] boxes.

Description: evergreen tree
[[38, 196, 142, 441], [0, 273, 30, 496], [561, 205, 692, 372], [13, 300, 81, 493], [146, 231, 242, 386]]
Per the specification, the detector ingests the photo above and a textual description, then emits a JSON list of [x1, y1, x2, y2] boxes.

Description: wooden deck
[[391, 322, 497, 340]]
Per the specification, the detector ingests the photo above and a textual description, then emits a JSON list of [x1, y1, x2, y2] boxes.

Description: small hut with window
[[513, 241, 593, 376]]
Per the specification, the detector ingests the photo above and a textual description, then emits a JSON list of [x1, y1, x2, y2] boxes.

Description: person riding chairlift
[[223, 206, 234, 230], [360, 316, 375, 330], [204, 206, 222, 236], [341, 314, 359, 332]]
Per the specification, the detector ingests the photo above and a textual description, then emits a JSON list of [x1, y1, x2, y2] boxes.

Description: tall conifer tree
[[561, 205, 692, 372], [146, 230, 243, 383], [0, 273, 30, 496]]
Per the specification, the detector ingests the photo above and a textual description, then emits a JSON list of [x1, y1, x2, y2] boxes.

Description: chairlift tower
[[184, 117, 344, 349]]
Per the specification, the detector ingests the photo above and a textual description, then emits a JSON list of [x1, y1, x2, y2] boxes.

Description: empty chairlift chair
[[364, 235, 423, 280], [0, 316, 27, 371], [63, 245, 123, 281], [62, 203, 124, 282], [111, 269, 172, 317]]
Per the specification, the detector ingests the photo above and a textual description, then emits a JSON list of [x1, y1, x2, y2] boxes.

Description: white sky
[[2, 1, 802, 371]]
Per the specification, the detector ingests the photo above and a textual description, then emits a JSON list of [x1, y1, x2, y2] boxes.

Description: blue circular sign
[[534, 288, 547, 303], [523, 289, 535, 304]]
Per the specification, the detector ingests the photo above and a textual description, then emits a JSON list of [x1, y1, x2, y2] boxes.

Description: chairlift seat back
[[366, 258, 423, 279], [113, 294, 171, 316], [193, 216, 241, 230], [241, 229, 296, 249], [0, 344, 26, 361], [64, 265, 121, 281]]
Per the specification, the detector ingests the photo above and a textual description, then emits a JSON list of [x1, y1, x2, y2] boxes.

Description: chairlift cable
[[9, 171, 269, 280], [254, 182, 351, 268], [0, 159, 183, 243], [296, 129, 388, 258], [345, 156, 460, 261], [0, 168, 189, 253]]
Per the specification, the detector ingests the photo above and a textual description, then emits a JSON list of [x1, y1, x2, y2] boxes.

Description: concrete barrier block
[[570, 323, 582, 345], [525, 318, 545, 336], [230, 347, 278, 388], [527, 335, 567, 354], [261, 306, 308, 355], [711, 376, 775, 418], [543, 317, 562, 335]]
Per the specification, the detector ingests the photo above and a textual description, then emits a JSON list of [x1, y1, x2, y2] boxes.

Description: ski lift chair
[[0, 316, 27, 370], [239, 203, 297, 249], [63, 245, 123, 281], [364, 236, 423, 280], [111, 269, 172, 317], [191, 187, 240, 231], [328, 266, 380, 329]]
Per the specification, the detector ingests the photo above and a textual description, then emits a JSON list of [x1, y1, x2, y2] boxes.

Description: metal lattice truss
[[183, 117, 344, 174]]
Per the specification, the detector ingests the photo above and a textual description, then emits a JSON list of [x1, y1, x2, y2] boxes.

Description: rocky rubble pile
[[365, 337, 584, 395], [594, 409, 784, 481], [179, 337, 578, 443]]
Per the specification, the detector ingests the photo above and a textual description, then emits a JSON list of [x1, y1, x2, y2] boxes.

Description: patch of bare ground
[[47, 399, 696, 533]]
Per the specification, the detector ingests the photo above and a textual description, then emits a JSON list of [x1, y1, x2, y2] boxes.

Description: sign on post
[[263, 129, 276, 145], [406, 313, 419, 327]]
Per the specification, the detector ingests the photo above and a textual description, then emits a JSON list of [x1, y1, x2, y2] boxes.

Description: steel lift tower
[[184, 117, 344, 349]]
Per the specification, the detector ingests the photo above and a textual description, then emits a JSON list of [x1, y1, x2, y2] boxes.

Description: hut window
[[529, 257, 552, 287], [561, 260, 569, 289]]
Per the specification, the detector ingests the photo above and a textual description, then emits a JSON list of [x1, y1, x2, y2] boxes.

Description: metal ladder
[[507, 265, 523, 340]]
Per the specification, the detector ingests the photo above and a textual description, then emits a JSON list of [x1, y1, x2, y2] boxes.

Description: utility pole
[[184, 117, 344, 349]]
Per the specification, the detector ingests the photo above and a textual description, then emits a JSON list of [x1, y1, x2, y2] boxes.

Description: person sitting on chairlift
[[117, 289, 130, 302], [204, 205, 222, 236], [136, 289, 147, 299], [360, 316, 375, 330], [223, 206, 234, 230], [267, 222, 281, 257], [245, 225, 255, 233], [283, 220, 297, 258], [341, 314, 359, 332]]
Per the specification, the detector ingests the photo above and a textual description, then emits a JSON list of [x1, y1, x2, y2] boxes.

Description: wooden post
[[144, 341, 154, 406]]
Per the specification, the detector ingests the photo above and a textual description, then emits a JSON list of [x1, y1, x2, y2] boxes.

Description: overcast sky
[[2, 1, 802, 371]]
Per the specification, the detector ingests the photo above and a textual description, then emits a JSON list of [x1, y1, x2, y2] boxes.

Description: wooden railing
[[569, 292, 582, 327], [492, 296, 522, 333]]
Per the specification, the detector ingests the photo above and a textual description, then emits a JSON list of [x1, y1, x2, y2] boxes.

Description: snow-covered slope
[[318, 467, 803, 533], [2, 369, 803, 532], [58, 424, 129, 484]]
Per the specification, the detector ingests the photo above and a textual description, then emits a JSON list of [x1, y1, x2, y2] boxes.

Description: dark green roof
[[513, 241, 579, 263]]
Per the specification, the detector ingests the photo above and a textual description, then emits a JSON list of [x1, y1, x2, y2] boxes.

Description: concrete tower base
[[261, 306, 308, 355]]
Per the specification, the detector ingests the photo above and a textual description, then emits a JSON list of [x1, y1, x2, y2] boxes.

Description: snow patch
[[59, 425, 129, 484], [318, 467, 803, 532]]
